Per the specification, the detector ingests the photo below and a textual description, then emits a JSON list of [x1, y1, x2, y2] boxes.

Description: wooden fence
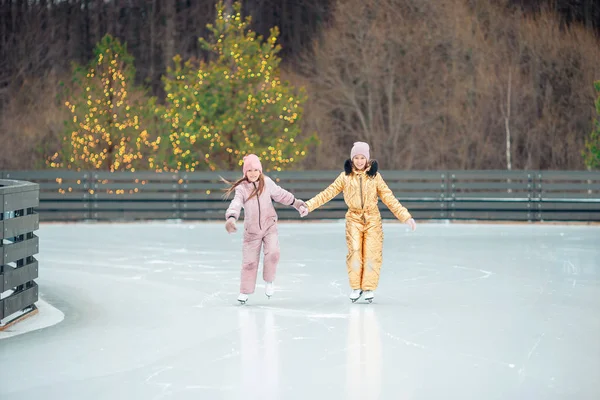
[[0, 179, 39, 328], [1, 170, 599, 222]]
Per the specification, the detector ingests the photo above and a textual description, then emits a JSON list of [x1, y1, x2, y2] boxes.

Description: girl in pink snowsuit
[[224, 154, 306, 304]]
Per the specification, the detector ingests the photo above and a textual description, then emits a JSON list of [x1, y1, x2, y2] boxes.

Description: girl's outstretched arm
[[376, 173, 412, 222], [266, 176, 296, 206], [225, 186, 245, 220], [305, 172, 345, 212]]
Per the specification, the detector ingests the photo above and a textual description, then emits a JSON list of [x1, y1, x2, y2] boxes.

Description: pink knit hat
[[350, 141, 370, 161], [242, 154, 262, 175]]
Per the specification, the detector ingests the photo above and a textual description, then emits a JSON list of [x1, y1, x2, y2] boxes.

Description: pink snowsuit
[[225, 176, 296, 294]]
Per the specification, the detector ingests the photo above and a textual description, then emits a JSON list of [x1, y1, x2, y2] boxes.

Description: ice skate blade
[[238, 299, 247, 305]]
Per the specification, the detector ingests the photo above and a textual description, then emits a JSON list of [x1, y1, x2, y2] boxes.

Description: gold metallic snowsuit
[[305, 163, 412, 291]]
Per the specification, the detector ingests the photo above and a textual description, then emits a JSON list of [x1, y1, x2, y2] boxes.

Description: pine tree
[[161, 1, 315, 172], [49, 34, 163, 172], [583, 81, 600, 170]]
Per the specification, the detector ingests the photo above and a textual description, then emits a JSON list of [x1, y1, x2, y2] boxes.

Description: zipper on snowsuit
[[359, 175, 366, 223], [253, 182, 262, 230]]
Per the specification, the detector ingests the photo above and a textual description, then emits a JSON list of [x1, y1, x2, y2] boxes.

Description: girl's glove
[[225, 217, 237, 233], [405, 218, 416, 231], [292, 198, 306, 211], [293, 199, 309, 217], [299, 205, 309, 218]]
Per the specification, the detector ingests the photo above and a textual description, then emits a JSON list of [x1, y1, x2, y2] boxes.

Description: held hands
[[299, 206, 308, 218], [293, 199, 309, 217], [405, 218, 417, 232], [225, 217, 237, 234]]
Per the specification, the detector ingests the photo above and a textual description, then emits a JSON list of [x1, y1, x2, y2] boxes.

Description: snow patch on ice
[[0, 298, 64, 339]]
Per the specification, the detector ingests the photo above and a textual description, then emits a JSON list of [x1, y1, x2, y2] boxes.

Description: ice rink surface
[[1, 221, 599, 400]]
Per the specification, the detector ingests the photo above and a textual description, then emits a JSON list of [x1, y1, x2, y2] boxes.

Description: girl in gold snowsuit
[[300, 142, 416, 302]]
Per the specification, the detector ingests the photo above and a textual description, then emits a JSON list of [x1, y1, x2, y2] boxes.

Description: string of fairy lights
[[48, 45, 161, 174]]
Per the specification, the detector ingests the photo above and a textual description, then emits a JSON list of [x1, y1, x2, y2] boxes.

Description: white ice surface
[[0, 221, 599, 400]]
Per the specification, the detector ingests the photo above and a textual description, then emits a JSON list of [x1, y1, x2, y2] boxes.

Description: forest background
[[1, 0, 599, 171]]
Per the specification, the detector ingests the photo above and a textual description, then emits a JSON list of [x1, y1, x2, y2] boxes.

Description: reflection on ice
[[238, 308, 279, 400], [346, 307, 382, 400]]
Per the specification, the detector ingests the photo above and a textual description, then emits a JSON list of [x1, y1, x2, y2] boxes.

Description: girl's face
[[246, 169, 261, 182], [352, 155, 367, 170]]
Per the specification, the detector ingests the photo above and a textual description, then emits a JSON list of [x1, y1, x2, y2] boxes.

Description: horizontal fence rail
[[0, 179, 40, 328], [1, 170, 599, 222]]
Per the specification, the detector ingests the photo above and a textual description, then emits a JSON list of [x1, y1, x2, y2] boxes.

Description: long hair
[[221, 173, 265, 200]]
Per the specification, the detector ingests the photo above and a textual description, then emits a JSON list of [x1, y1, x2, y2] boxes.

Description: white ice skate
[[237, 293, 249, 304], [363, 290, 375, 303], [265, 282, 274, 299], [349, 289, 363, 303]]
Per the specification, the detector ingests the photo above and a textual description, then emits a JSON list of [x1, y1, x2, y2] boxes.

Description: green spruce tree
[[161, 1, 315, 172]]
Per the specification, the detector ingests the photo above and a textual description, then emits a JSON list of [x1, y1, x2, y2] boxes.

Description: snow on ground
[[0, 221, 598, 400], [0, 298, 64, 339]]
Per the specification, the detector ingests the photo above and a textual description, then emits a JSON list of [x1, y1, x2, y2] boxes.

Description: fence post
[[175, 171, 183, 220], [440, 171, 449, 219], [83, 170, 91, 220], [447, 171, 456, 219], [0, 179, 40, 329], [90, 170, 100, 221], [526, 172, 533, 222], [534, 171, 543, 221]]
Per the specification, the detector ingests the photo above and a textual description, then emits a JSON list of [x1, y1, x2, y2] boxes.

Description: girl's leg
[[262, 224, 280, 283], [361, 218, 384, 291], [241, 232, 263, 294], [346, 217, 365, 290]]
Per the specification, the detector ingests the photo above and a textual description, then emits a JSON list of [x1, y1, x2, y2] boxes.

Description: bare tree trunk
[[127, 0, 138, 63], [82, 0, 91, 60], [94, 0, 103, 45], [502, 68, 512, 170], [11, 0, 18, 41], [0, 1, 4, 48], [149, 0, 157, 91], [225, 0, 233, 15], [163, 0, 176, 70]]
